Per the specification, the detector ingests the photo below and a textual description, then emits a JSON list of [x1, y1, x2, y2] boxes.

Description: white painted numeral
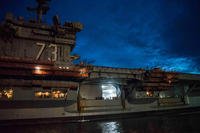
[[36, 42, 45, 60], [49, 44, 58, 61], [36, 43, 58, 61]]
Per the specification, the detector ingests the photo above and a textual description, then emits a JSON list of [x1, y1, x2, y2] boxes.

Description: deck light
[[33, 66, 48, 75], [35, 66, 41, 70]]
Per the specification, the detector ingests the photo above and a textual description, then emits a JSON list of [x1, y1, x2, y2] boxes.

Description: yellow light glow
[[33, 67, 48, 75], [52, 90, 65, 99], [45, 92, 50, 95], [35, 92, 41, 97], [60, 93, 64, 97], [35, 66, 41, 70], [35, 90, 66, 99], [146, 90, 153, 97], [33, 66, 48, 75], [35, 91, 51, 98], [1, 89, 13, 99], [79, 68, 88, 77]]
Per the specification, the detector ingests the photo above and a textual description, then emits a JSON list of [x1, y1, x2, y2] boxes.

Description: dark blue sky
[[0, 0, 200, 73]]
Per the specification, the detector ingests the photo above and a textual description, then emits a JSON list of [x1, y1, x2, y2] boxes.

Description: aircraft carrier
[[0, 0, 200, 124]]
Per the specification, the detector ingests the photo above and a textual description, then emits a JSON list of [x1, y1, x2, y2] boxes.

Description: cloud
[[70, 0, 200, 73]]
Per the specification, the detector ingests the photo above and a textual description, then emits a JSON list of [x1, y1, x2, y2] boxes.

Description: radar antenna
[[27, 0, 51, 23]]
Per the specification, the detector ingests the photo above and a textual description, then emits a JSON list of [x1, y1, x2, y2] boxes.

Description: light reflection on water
[[0, 113, 200, 133], [99, 121, 122, 133]]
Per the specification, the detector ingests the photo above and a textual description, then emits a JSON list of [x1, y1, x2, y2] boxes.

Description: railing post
[[77, 82, 82, 113], [121, 87, 126, 109]]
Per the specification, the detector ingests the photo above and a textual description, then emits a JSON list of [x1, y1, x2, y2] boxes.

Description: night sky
[[0, 0, 200, 73]]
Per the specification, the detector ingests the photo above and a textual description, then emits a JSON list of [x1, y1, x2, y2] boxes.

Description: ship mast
[[27, 0, 51, 23]]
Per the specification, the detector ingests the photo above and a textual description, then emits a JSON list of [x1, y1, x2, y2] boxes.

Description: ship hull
[[1, 97, 200, 125]]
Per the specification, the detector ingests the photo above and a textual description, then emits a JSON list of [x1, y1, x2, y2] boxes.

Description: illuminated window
[[35, 89, 67, 99], [101, 84, 120, 100], [79, 68, 88, 77], [52, 90, 65, 99], [35, 91, 51, 98], [146, 91, 153, 97], [0, 89, 13, 100]]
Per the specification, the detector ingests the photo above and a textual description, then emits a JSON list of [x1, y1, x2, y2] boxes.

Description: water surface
[[1, 113, 200, 133]]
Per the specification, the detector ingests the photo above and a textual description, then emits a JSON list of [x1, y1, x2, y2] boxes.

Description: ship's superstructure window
[[146, 90, 153, 97], [79, 68, 88, 77], [52, 90, 65, 99], [135, 90, 159, 98], [0, 89, 13, 100], [35, 91, 51, 98], [101, 84, 120, 100], [35, 89, 66, 99]]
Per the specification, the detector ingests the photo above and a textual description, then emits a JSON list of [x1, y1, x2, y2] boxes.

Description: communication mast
[[27, 0, 51, 23]]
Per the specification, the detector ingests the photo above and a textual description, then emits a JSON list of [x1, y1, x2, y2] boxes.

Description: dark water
[[1, 113, 200, 133]]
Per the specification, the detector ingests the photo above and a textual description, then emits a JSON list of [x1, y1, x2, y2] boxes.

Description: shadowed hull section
[[0, 100, 76, 109], [1, 106, 200, 126]]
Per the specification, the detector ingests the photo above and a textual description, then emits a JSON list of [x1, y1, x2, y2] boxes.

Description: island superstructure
[[0, 0, 200, 123]]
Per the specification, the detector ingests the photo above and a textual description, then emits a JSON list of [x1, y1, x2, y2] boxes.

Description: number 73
[[36, 42, 57, 61]]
